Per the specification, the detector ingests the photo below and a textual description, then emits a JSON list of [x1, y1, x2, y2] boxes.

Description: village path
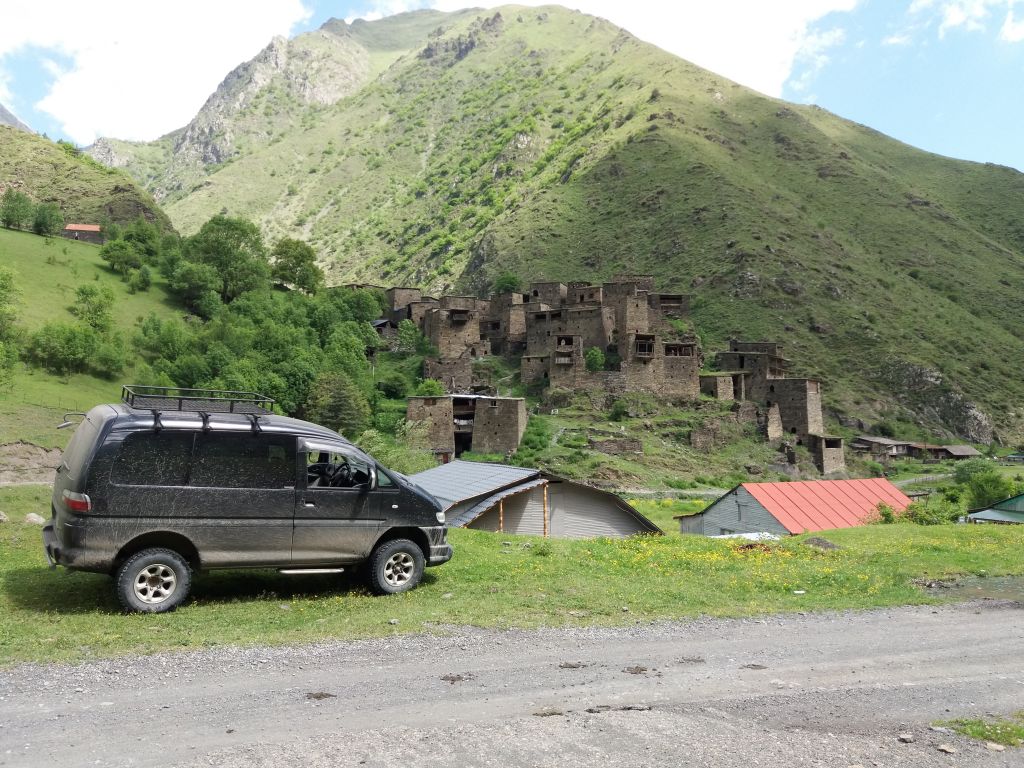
[[1, 600, 1022, 768]]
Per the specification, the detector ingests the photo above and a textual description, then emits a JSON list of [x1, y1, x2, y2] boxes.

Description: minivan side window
[[111, 432, 194, 486], [191, 433, 297, 489]]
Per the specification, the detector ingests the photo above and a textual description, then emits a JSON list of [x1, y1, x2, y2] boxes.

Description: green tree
[[0, 267, 17, 389], [100, 239, 143, 276], [305, 371, 371, 437], [123, 217, 161, 264], [70, 284, 115, 332], [271, 237, 324, 294], [169, 260, 222, 316], [128, 265, 152, 293], [25, 322, 97, 375], [32, 202, 63, 236], [491, 271, 522, 294], [414, 378, 445, 396], [967, 471, 1013, 510], [396, 319, 421, 352], [1, 188, 33, 229], [953, 457, 992, 485], [375, 373, 409, 399], [585, 346, 605, 372], [184, 215, 270, 302]]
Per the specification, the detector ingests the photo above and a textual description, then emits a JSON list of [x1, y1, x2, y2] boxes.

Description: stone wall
[[770, 379, 824, 438], [423, 308, 490, 358], [528, 282, 567, 306], [764, 403, 783, 441], [424, 358, 472, 393], [406, 397, 454, 456], [520, 355, 549, 385], [810, 435, 846, 475], [472, 398, 527, 454], [700, 374, 735, 400]]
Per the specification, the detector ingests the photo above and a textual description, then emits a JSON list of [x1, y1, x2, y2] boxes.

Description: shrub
[[953, 457, 992, 485], [584, 346, 605, 373], [25, 322, 97, 375], [414, 378, 445, 396], [609, 399, 629, 421], [128, 265, 152, 293], [375, 373, 409, 399], [875, 502, 896, 524], [864, 460, 885, 478], [966, 471, 1013, 509], [903, 498, 961, 525], [32, 203, 63, 236]]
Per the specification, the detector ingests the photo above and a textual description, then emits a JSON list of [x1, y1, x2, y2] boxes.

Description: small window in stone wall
[[489, 400, 498, 407]]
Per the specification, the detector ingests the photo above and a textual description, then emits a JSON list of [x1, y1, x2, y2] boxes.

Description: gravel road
[[2, 600, 1022, 767]]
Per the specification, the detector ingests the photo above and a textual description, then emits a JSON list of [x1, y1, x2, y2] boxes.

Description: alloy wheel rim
[[134, 564, 176, 604], [383, 552, 414, 586]]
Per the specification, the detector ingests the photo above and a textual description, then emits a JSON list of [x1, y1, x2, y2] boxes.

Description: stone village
[[370, 275, 847, 475]]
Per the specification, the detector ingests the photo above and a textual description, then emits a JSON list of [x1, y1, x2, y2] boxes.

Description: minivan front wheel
[[116, 548, 191, 613], [367, 539, 424, 595]]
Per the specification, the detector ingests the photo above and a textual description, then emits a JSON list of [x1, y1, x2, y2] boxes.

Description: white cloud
[[0, 1, 311, 144], [908, 0, 1024, 38], [1000, 8, 1024, 39], [882, 33, 912, 45]]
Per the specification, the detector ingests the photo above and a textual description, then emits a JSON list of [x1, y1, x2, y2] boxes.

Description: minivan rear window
[[61, 412, 103, 480], [112, 432, 194, 486], [190, 433, 296, 489]]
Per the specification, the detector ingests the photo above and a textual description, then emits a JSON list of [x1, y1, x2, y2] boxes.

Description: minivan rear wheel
[[367, 539, 424, 595], [116, 548, 191, 613]]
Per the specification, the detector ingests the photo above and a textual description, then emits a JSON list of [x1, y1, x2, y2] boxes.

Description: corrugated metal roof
[[448, 478, 549, 527], [63, 223, 101, 232], [943, 445, 982, 457], [853, 435, 912, 446], [993, 493, 1024, 513], [968, 509, 1024, 524], [410, 460, 539, 510], [740, 479, 912, 534]]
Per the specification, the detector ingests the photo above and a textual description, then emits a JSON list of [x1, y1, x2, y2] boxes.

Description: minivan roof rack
[[122, 385, 275, 415]]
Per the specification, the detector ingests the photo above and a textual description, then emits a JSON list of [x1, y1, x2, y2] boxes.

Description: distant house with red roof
[[61, 223, 103, 245], [676, 479, 912, 536]]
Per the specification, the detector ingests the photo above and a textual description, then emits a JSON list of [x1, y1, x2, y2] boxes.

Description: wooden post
[[498, 498, 504, 532], [542, 483, 549, 537]]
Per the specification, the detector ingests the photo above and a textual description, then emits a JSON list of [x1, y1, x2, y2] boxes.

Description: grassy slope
[[0, 228, 182, 447], [0, 127, 172, 229], [2, 483, 1022, 666], [140, 6, 1024, 442]]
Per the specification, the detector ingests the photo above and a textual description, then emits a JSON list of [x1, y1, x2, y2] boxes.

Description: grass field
[[0, 227, 181, 447], [2, 483, 1022, 667]]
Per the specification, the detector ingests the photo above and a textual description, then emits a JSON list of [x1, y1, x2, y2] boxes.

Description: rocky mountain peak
[[0, 103, 31, 133]]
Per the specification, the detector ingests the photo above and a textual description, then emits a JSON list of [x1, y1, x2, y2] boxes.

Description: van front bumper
[[427, 543, 453, 566]]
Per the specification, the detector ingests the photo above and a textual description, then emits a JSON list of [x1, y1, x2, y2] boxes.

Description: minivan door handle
[[302, 501, 316, 508]]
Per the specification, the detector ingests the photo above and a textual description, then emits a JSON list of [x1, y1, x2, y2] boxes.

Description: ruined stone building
[[383, 278, 845, 476], [406, 395, 528, 462], [517, 275, 701, 399], [713, 340, 845, 474]]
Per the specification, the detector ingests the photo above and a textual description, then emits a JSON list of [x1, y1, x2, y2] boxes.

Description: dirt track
[[1, 600, 1022, 767]]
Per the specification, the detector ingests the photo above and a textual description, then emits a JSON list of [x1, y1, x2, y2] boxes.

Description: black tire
[[367, 538, 425, 595], [116, 548, 192, 613]]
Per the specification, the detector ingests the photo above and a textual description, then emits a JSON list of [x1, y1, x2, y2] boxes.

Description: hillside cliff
[[0, 127, 171, 229]]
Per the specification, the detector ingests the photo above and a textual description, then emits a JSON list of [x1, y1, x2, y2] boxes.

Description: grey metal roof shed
[[410, 460, 660, 539]]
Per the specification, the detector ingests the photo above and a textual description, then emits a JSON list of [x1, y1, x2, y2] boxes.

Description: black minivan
[[43, 386, 452, 613]]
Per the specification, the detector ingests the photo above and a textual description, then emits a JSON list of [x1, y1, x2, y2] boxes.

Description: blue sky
[[1, 1, 1022, 171]]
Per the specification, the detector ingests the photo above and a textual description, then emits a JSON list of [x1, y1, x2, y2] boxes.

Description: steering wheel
[[329, 462, 353, 487]]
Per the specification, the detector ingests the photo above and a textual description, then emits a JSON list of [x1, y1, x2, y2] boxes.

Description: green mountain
[[0, 127, 171, 229], [86, 5, 1024, 443]]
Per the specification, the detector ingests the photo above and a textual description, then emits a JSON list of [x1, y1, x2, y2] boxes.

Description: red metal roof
[[63, 224, 101, 232], [741, 479, 912, 534]]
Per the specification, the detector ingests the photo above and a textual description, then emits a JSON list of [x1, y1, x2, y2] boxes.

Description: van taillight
[[61, 490, 92, 513]]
